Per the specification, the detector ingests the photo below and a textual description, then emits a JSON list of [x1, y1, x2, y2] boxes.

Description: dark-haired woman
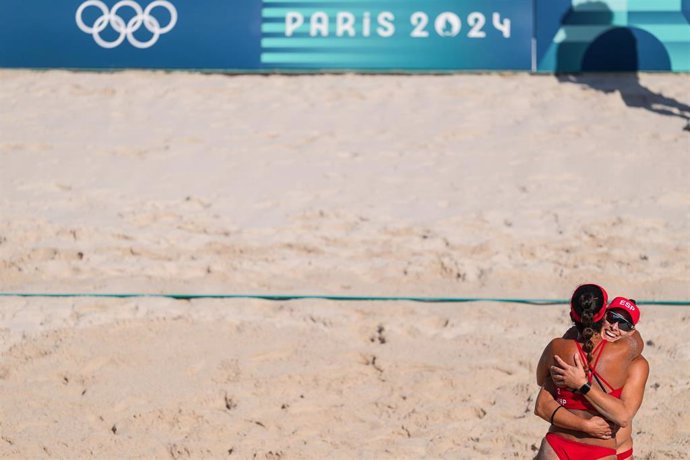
[[536, 297, 648, 460], [534, 284, 641, 459]]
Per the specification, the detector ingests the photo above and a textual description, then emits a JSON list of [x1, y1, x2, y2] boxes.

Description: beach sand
[[0, 70, 689, 458]]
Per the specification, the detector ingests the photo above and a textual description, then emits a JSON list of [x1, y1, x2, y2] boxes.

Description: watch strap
[[577, 382, 591, 395]]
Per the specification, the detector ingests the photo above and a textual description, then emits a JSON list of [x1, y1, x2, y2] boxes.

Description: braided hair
[[572, 285, 606, 366]]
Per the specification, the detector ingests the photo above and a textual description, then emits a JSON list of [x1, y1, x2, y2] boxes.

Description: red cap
[[570, 284, 608, 324], [608, 297, 640, 325]]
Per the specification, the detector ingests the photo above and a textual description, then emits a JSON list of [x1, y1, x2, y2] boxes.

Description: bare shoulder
[[538, 337, 574, 364], [624, 355, 650, 394], [549, 337, 578, 363], [630, 355, 650, 374], [608, 331, 644, 360], [540, 337, 565, 353], [562, 326, 578, 340], [537, 338, 562, 385]]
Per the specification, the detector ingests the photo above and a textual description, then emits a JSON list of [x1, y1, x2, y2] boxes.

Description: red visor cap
[[608, 297, 640, 325]]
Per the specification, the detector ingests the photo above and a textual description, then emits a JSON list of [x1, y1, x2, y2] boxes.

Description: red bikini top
[[555, 340, 624, 411]]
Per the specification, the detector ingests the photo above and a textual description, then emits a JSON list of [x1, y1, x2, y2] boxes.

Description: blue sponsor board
[[1, 0, 687, 71], [536, 0, 690, 72], [0, 0, 531, 71], [260, 0, 533, 70], [0, 0, 262, 69]]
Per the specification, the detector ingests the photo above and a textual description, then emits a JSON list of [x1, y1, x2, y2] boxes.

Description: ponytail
[[571, 283, 607, 367], [579, 294, 597, 367]]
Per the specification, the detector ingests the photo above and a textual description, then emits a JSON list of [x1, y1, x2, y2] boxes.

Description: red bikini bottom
[[617, 448, 633, 460], [545, 433, 617, 460]]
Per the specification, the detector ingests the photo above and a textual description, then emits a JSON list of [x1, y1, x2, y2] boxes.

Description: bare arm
[[551, 354, 649, 427], [534, 384, 613, 438], [582, 356, 648, 427], [617, 357, 649, 419]]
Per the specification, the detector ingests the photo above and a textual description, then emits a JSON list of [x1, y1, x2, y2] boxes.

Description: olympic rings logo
[[76, 0, 177, 49]]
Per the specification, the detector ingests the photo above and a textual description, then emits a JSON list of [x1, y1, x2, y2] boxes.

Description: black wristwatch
[[576, 382, 591, 395]]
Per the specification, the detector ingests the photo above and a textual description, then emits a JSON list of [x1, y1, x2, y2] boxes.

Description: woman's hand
[[582, 415, 614, 439], [550, 353, 588, 389]]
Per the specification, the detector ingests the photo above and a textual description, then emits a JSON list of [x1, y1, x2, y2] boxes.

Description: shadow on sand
[[554, 1, 690, 130]]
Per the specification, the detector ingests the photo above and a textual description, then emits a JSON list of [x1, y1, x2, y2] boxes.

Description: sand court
[[1, 70, 689, 457], [1, 298, 689, 458]]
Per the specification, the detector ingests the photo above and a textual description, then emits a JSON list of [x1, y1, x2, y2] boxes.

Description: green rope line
[[0, 292, 688, 305]]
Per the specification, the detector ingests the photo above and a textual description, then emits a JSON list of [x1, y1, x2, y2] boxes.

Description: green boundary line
[[0, 292, 688, 306]]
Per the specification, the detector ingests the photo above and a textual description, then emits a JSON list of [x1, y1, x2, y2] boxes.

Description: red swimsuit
[[546, 433, 617, 459], [556, 340, 624, 410], [547, 340, 623, 460]]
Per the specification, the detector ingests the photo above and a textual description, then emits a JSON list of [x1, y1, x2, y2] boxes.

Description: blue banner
[[0, 0, 262, 70], [260, 0, 533, 70], [535, 0, 690, 72], [1, 0, 687, 71], [0, 0, 532, 71]]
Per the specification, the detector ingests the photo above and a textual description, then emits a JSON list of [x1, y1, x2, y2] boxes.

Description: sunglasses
[[606, 310, 635, 331]]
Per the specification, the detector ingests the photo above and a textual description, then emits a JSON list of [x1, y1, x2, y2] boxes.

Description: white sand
[[0, 70, 689, 458]]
